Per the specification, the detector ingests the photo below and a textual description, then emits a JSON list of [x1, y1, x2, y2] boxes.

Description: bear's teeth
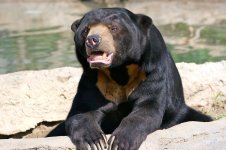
[[103, 53, 107, 59]]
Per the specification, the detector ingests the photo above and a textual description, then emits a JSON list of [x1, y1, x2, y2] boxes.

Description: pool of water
[[0, 1, 226, 74], [0, 28, 78, 74], [1, 24, 226, 74], [0, 23, 226, 73], [159, 23, 226, 64]]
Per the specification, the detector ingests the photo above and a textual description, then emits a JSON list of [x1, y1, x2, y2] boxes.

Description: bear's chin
[[89, 62, 110, 69]]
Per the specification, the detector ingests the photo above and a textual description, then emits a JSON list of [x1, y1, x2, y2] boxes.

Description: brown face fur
[[86, 24, 116, 68], [86, 24, 115, 55]]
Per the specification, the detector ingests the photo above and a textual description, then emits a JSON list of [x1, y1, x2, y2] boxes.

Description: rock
[[0, 61, 226, 136], [139, 117, 226, 150], [0, 136, 75, 150], [177, 61, 226, 118], [0, 0, 91, 31], [0, 67, 82, 135], [125, 0, 226, 25], [0, 117, 225, 150], [2, 0, 226, 32]]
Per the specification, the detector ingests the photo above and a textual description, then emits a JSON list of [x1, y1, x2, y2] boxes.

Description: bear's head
[[71, 8, 154, 69]]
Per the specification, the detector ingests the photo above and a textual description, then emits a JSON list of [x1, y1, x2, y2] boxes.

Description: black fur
[[48, 8, 212, 150]]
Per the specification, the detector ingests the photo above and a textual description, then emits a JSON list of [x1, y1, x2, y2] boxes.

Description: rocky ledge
[[0, 117, 225, 150], [0, 61, 226, 149]]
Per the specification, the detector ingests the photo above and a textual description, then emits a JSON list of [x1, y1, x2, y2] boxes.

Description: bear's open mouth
[[87, 51, 113, 68]]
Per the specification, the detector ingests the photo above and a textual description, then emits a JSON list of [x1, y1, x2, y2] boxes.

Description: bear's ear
[[71, 19, 81, 32], [136, 14, 153, 30]]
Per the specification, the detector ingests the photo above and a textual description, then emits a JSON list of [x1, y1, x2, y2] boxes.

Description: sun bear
[[48, 8, 212, 150]]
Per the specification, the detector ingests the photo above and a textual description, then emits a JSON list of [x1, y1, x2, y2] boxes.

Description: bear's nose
[[85, 34, 101, 49]]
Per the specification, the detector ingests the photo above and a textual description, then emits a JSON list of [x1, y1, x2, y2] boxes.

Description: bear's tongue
[[90, 52, 107, 61], [87, 52, 113, 66]]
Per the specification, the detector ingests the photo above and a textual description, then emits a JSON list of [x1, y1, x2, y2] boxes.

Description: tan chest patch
[[96, 64, 146, 103]]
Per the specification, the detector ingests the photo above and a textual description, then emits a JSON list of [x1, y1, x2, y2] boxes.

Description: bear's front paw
[[66, 114, 107, 150], [108, 127, 146, 150]]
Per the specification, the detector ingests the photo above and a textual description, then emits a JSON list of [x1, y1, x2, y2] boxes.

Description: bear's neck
[[96, 64, 146, 103], [108, 65, 129, 85]]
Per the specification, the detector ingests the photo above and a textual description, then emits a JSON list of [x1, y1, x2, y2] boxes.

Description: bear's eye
[[109, 25, 118, 32], [82, 27, 89, 37]]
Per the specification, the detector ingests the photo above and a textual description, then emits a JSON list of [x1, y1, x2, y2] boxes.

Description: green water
[[0, 28, 78, 74], [159, 22, 226, 63], [1, 23, 226, 74]]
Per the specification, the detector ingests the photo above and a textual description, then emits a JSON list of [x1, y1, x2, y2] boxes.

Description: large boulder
[[139, 117, 226, 150], [0, 61, 225, 136], [0, 67, 82, 135], [0, 117, 225, 150], [177, 61, 226, 118]]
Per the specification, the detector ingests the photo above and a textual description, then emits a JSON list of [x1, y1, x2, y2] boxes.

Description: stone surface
[[125, 0, 226, 25], [0, 117, 225, 150], [0, 136, 75, 150], [1, 0, 226, 32], [139, 117, 226, 150], [0, 67, 82, 135], [177, 61, 226, 118], [0, 61, 226, 136]]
